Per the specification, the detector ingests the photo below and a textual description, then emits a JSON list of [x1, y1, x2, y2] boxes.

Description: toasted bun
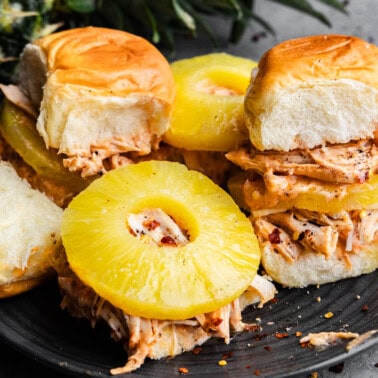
[[260, 241, 378, 288], [245, 34, 378, 151], [0, 161, 63, 298], [17, 27, 175, 175]]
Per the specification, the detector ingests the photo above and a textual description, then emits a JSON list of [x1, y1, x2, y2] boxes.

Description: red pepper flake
[[244, 324, 261, 332], [300, 341, 310, 348], [275, 332, 289, 339], [263, 345, 272, 351], [269, 228, 281, 244], [253, 333, 268, 341], [128, 227, 137, 236], [211, 318, 223, 327], [160, 236, 177, 246], [362, 304, 369, 312], [142, 218, 160, 231], [222, 351, 233, 359], [245, 365, 252, 369], [178, 367, 189, 375], [192, 346, 202, 355], [270, 297, 279, 304], [254, 369, 261, 376]]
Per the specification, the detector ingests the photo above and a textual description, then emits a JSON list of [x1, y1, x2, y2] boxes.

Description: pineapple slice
[[61, 160, 260, 320], [0, 99, 88, 192], [164, 53, 257, 151], [228, 171, 378, 213]]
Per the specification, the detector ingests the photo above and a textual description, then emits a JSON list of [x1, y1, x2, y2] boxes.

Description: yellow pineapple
[[228, 171, 378, 214], [0, 99, 88, 192], [61, 160, 260, 320], [164, 53, 257, 151]]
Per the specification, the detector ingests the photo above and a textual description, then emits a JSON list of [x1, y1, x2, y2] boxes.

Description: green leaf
[[268, 0, 331, 26], [248, 11, 275, 35], [230, 7, 276, 43], [172, 0, 196, 31], [316, 0, 348, 14], [65, 0, 96, 14], [137, 2, 161, 44], [96, 0, 124, 29]]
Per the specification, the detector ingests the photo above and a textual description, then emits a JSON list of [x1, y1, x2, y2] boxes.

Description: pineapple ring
[[228, 171, 378, 213], [61, 160, 260, 320], [164, 53, 257, 151], [0, 99, 88, 191]]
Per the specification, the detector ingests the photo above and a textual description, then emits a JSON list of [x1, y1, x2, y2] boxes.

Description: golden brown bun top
[[245, 35, 378, 151], [249, 34, 378, 107], [33, 26, 175, 103]]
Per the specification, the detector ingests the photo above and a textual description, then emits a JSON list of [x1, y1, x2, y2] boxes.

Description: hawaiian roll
[[0, 161, 63, 298], [17, 27, 175, 176], [245, 34, 378, 151]]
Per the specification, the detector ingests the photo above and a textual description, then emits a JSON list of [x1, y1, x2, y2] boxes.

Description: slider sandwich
[[227, 34, 378, 288], [0, 26, 276, 373], [0, 161, 63, 298], [0, 26, 175, 206], [58, 160, 276, 374]]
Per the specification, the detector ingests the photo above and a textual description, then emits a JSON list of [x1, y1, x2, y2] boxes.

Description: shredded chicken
[[127, 208, 189, 247], [253, 219, 301, 263], [226, 137, 378, 209], [227, 139, 378, 185], [266, 211, 338, 257], [345, 330, 378, 351], [300, 331, 359, 350], [58, 271, 276, 375], [55, 203, 277, 375], [357, 210, 378, 244], [253, 208, 378, 263]]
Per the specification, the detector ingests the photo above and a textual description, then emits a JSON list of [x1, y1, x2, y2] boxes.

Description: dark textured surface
[[0, 3, 377, 377], [0, 271, 376, 377]]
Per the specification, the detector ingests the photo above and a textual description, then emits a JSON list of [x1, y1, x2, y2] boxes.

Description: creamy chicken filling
[[226, 138, 378, 209], [58, 272, 276, 375], [253, 208, 378, 264], [56, 204, 276, 375], [227, 138, 378, 185], [127, 208, 189, 247]]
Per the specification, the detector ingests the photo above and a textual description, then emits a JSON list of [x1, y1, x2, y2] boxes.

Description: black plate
[[0, 271, 377, 377]]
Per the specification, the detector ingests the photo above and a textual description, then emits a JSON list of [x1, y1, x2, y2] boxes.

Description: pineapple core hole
[[196, 78, 242, 96], [127, 208, 190, 247]]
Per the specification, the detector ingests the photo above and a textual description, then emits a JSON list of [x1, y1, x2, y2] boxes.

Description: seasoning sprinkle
[[178, 367, 189, 375], [275, 332, 289, 339], [324, 312, 334, 319], [192, 346, 202, 355], [218, 359, 227, 366]]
